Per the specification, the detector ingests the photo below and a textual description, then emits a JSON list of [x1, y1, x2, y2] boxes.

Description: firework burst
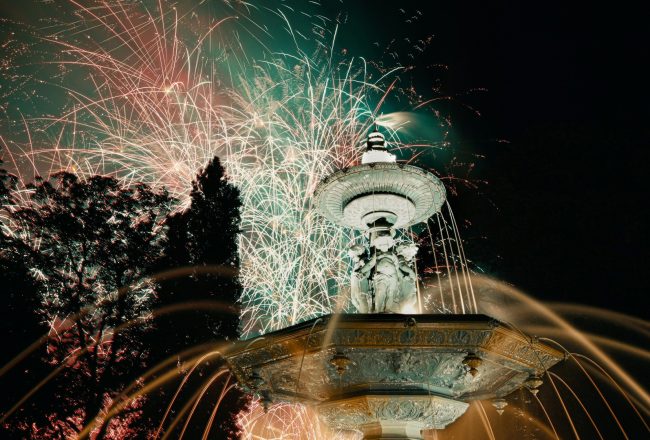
[[1, 2, 479, 438], [2, 0, 475, 336]]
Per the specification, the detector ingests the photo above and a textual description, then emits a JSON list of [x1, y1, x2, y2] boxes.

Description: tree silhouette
[[152, 157, 247, 439], [7, 172, 171, 438], [0, 154, 48, 439], [0, 153, 13, 206], [1, 158, 247, 438], [161, 156, 241, 341]]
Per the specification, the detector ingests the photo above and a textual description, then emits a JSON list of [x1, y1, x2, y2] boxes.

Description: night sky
[[361, 0, 650, 319], [460, 1, 648, 319], [1, 0, 648, 319], [0, 1, 648, 438]]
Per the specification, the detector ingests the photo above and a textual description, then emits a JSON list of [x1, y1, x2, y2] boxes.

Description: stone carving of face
[[373, 234, 394, 252], [348, 244, 366, 260]]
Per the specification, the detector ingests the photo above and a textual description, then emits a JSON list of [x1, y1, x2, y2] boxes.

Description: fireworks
[[1, 1, 477, 338], [237, 399, 359, 440], [3, 3, 649, 440], [1, 2, 479, 438]]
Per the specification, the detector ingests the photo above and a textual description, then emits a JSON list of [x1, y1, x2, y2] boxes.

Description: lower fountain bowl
[[224, 314, 564, 438]]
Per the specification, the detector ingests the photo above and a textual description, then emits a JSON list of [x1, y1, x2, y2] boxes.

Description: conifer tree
[[153, 157, 246, 439]]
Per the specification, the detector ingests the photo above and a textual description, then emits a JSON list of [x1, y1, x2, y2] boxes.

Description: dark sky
[[0, 4, 647, 439], [1, 0, 648, 318], [459, 1, 649, 319], [359, 0, 650, 318]]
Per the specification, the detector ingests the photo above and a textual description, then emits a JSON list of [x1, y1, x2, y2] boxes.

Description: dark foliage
[[0, 153, 50, 439], [1, 156, 247, 439], [158, 156, 241, 343], [0, 155, 14, 206], [149, 156, 248, 439], [4, 171, 171, 438]]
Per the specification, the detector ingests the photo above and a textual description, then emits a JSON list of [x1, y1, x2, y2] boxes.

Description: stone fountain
[[224, 129, 564, 439]]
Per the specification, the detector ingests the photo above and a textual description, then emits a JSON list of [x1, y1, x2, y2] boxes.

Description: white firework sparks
[[1, 2, 478, 438], [6, 0, 430, 336]]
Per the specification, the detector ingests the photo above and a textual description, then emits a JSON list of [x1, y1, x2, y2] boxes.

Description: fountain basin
[[225, 314, 564, 438]]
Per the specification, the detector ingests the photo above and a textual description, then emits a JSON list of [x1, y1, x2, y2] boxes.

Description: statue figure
[[349, 229, 398, 313], [394, 243, 419, 312], [368, 230, 401, 312], [349, 231, 419, 314], [349, 244, 371, 312]]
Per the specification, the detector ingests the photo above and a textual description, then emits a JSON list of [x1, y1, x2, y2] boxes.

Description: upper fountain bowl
[[313, 162, 446, 230]]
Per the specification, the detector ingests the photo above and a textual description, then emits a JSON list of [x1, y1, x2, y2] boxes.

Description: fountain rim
[[313, 162, 446, 230], [228, 313, 565, 360]]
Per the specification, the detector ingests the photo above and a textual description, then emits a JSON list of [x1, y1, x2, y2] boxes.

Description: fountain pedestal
[[361, 421, 426, 440], [319, 394, 468, 439]]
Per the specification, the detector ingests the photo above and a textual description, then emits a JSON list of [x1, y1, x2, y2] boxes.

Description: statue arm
[[399, 261, 416, 278], [358, 255, 376, 276]]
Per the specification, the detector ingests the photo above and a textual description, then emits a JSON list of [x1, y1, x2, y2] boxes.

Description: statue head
[[372, 230, 395, 252], [397, 243, 418, 261], [348, 244, 366, 260]]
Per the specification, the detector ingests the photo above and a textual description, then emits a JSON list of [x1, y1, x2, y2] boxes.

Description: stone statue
[[349, 230, 419, 313], [349, 244, 371, 312], [369, 230, 400, 312], [395, 243, 418, 312]]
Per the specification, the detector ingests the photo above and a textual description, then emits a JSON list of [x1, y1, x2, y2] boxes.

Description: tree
[[0, 154, 14, 206], [7, 172, 171, 438], [151, 157, 247, 439], [0, 152, 51, 440], [163, 156, 241, 340]]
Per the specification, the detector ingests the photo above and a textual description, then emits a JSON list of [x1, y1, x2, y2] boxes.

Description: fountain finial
[[362, 126, 396, 164]]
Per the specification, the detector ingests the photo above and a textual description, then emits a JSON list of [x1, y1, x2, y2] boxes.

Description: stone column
[[318, 396, 469, 440], [361, 420, 425, 439]]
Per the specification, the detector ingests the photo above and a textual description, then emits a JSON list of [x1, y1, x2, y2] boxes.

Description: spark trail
[[1, 1, 476, 338], [0, 3, 481, 437]]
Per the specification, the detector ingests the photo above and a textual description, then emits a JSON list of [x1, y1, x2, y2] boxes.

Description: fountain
[[224, 129, 564, 439]]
